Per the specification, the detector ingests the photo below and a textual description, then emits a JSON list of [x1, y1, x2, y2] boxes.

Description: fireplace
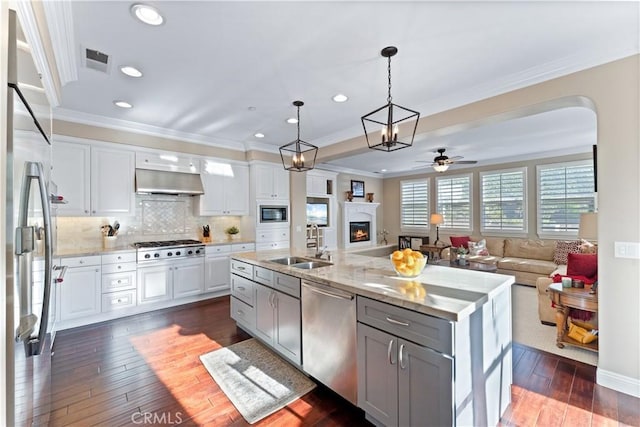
[[350, 221, 370, 243]]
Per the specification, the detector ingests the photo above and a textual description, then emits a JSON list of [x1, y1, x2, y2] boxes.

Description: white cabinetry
[[136, 151, 200, 173], [252, 164, 289, 200], [205, 244, 231, 293], [58, 256, 102, 321], [101, 251, 137, 312], [137, 257, 205, 304], [137, 263, 172, 305], [197, 160, 249, 216], [53, 140, 135, 216], [255, 226, 290, 251], [306, 170, 335, 197], [173, 258, 205, 298]]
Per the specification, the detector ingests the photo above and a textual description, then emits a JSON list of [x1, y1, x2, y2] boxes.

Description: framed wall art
[[351, 180, 365, 198]]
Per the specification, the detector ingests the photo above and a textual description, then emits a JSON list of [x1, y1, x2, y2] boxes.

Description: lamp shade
[[430, 213, 444, 226], [578, 212, 597, 240]]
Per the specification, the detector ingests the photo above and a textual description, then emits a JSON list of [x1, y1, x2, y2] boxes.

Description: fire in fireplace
[[350, 221, 370, 243]]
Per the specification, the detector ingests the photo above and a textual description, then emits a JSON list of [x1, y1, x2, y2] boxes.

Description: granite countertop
[[55, 239, 256, 258], [231, 248, 515, 322]]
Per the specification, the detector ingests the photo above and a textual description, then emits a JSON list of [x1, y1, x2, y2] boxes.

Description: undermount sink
[[268, 257, 333, 269], [268, 256, 312, 266], [291, 260, 333, 269]]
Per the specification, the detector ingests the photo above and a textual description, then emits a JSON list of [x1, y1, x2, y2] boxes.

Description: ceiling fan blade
[[453, 160, 478, 164], [447, 155, 464, 161]]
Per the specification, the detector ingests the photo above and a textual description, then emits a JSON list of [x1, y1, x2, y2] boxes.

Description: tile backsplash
[[56, 194, 254, 252]]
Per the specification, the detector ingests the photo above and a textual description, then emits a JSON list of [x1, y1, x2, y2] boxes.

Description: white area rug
[[200, 338, 316, 424], [512, 284, 598, 366]]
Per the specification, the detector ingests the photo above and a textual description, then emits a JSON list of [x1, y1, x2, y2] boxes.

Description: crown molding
[[53, 107, 247, 152], [315, 163, 381, 179], [41, 0, 77, 87], [15, 1, 60, 106]]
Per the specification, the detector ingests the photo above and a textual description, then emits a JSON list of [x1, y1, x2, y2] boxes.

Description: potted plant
[[455, 246, 468, 266], [225, 226, 240, 241]]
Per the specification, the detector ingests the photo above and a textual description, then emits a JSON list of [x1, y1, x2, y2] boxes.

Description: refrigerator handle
[[15, 162, 54, 357]]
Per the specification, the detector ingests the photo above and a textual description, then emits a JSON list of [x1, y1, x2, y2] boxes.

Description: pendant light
[[279, 101, 318, 172], [361, 46, 420, 152]]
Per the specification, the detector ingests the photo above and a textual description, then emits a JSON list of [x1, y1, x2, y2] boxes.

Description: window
[[436, 174, 472, 230], [537, 161, 595, 236], [480, 168, 527, 233], [400, 179, 429, 229]]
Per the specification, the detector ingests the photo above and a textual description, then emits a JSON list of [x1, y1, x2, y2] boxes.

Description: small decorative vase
[[346, 191, 354, 202], [366, 192, 374, 202]]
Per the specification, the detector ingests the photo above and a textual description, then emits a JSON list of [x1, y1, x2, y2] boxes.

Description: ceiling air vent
[[83, 47, 111, 74]]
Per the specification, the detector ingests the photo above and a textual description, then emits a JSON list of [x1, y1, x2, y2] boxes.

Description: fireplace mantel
[[341, 201, 379, 249]]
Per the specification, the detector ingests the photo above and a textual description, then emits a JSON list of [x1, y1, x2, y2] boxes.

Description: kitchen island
[[230, 247, 514, 427]]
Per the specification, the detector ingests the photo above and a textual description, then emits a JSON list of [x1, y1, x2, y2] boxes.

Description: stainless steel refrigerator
[[5, 9, 65, 426]]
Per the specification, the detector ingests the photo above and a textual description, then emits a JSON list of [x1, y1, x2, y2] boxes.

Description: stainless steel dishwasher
[[302, 280, 357, 405]]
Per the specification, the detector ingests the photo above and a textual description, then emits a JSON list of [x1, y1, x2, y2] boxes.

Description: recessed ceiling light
[[381, 169, 387, 172], [286, 117, 298, 124], [113, 100, 132, 109], [248, 106, 257, 111], [332, 93, 348, 103], [131, 4, 164, 26], [120, 65, 143, 77], [254, 133, 265, 138]]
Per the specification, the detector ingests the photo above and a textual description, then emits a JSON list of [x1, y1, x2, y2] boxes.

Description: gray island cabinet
[[229, 249, 514, 426]]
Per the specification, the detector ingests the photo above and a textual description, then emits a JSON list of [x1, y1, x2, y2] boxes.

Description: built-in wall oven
[[258, 204, 289, 224]]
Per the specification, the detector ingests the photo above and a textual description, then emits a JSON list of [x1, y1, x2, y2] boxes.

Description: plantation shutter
[[436, 174, 472, 230], [400, 179, 429, 229], [480, 168, 526, 232]]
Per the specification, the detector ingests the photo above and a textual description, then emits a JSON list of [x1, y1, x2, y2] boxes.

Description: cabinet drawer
[[357, 296, 453, 356], [231, 243, 255, 252], [62, 255, 101, 268], [231, 274, 255, 306], [206, 244, 231, 256], [102, 251, 136, 265], [230, 259, 253, 279], [101, 261, 136, 275], [102, 289, 137, 312], [102, 270, 137, 292], [231, 296, 255, 332], [253, 265, 274, 286], [255, 229, 289, 243], [273, 272, 300, 298]]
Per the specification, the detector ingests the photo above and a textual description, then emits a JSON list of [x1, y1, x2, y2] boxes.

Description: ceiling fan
[[416, 148, 478, 172]]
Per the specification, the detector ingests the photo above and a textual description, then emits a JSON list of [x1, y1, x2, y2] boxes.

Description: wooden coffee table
[[420, 244, 450, 261], [548, 282, 598, 352]]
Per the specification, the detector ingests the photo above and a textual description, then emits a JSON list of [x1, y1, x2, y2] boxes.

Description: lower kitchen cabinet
[[254, 282, 301, 366], [138, 258, 204, 304], [357, 322, 453, 427], [205, 245, 231, 293], [173, 258, 205, 298], [59, 257, 102, 321], [137, 263, 172, 304]]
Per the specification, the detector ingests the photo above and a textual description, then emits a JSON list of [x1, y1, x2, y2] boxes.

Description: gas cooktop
[[133, 239, 205, 263], [133, 239, 202, 248]]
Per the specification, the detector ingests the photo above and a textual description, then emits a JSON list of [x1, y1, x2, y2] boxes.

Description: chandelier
[[361, 46, 420, 152], [279, 101, 318, 172]]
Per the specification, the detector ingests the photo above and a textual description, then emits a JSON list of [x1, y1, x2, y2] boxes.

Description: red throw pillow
[[566, 253, 597, 279], [450, 236, 471, 249]]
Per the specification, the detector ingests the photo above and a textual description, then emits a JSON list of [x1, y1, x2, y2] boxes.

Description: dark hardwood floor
[[43, 296, 639, 426]]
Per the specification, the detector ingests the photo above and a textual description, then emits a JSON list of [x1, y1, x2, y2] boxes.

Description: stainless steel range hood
[[135, 169, 204, 195]]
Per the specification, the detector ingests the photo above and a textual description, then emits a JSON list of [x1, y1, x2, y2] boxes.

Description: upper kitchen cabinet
[[252, 163, 289, 200], [306, 169, 336, 197], [53, 140, 135, 216], [196, 159, 249, 216], [136, 151, 200, 173]]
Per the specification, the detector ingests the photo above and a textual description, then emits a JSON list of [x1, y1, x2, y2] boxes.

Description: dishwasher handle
[[303, 283, 354, 301]]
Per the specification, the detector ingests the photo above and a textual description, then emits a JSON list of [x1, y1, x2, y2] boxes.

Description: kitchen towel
[[199, 338, 315, 424]]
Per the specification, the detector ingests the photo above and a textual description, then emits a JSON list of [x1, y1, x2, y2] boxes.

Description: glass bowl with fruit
[[390, 249, 427, 278]]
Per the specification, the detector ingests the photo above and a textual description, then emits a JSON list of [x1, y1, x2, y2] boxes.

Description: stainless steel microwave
[[259, 205, 288, 223]]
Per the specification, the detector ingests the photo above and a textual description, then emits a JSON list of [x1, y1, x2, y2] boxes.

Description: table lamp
[[430, 213, 444, 246], [578, 212, 597, 241]]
